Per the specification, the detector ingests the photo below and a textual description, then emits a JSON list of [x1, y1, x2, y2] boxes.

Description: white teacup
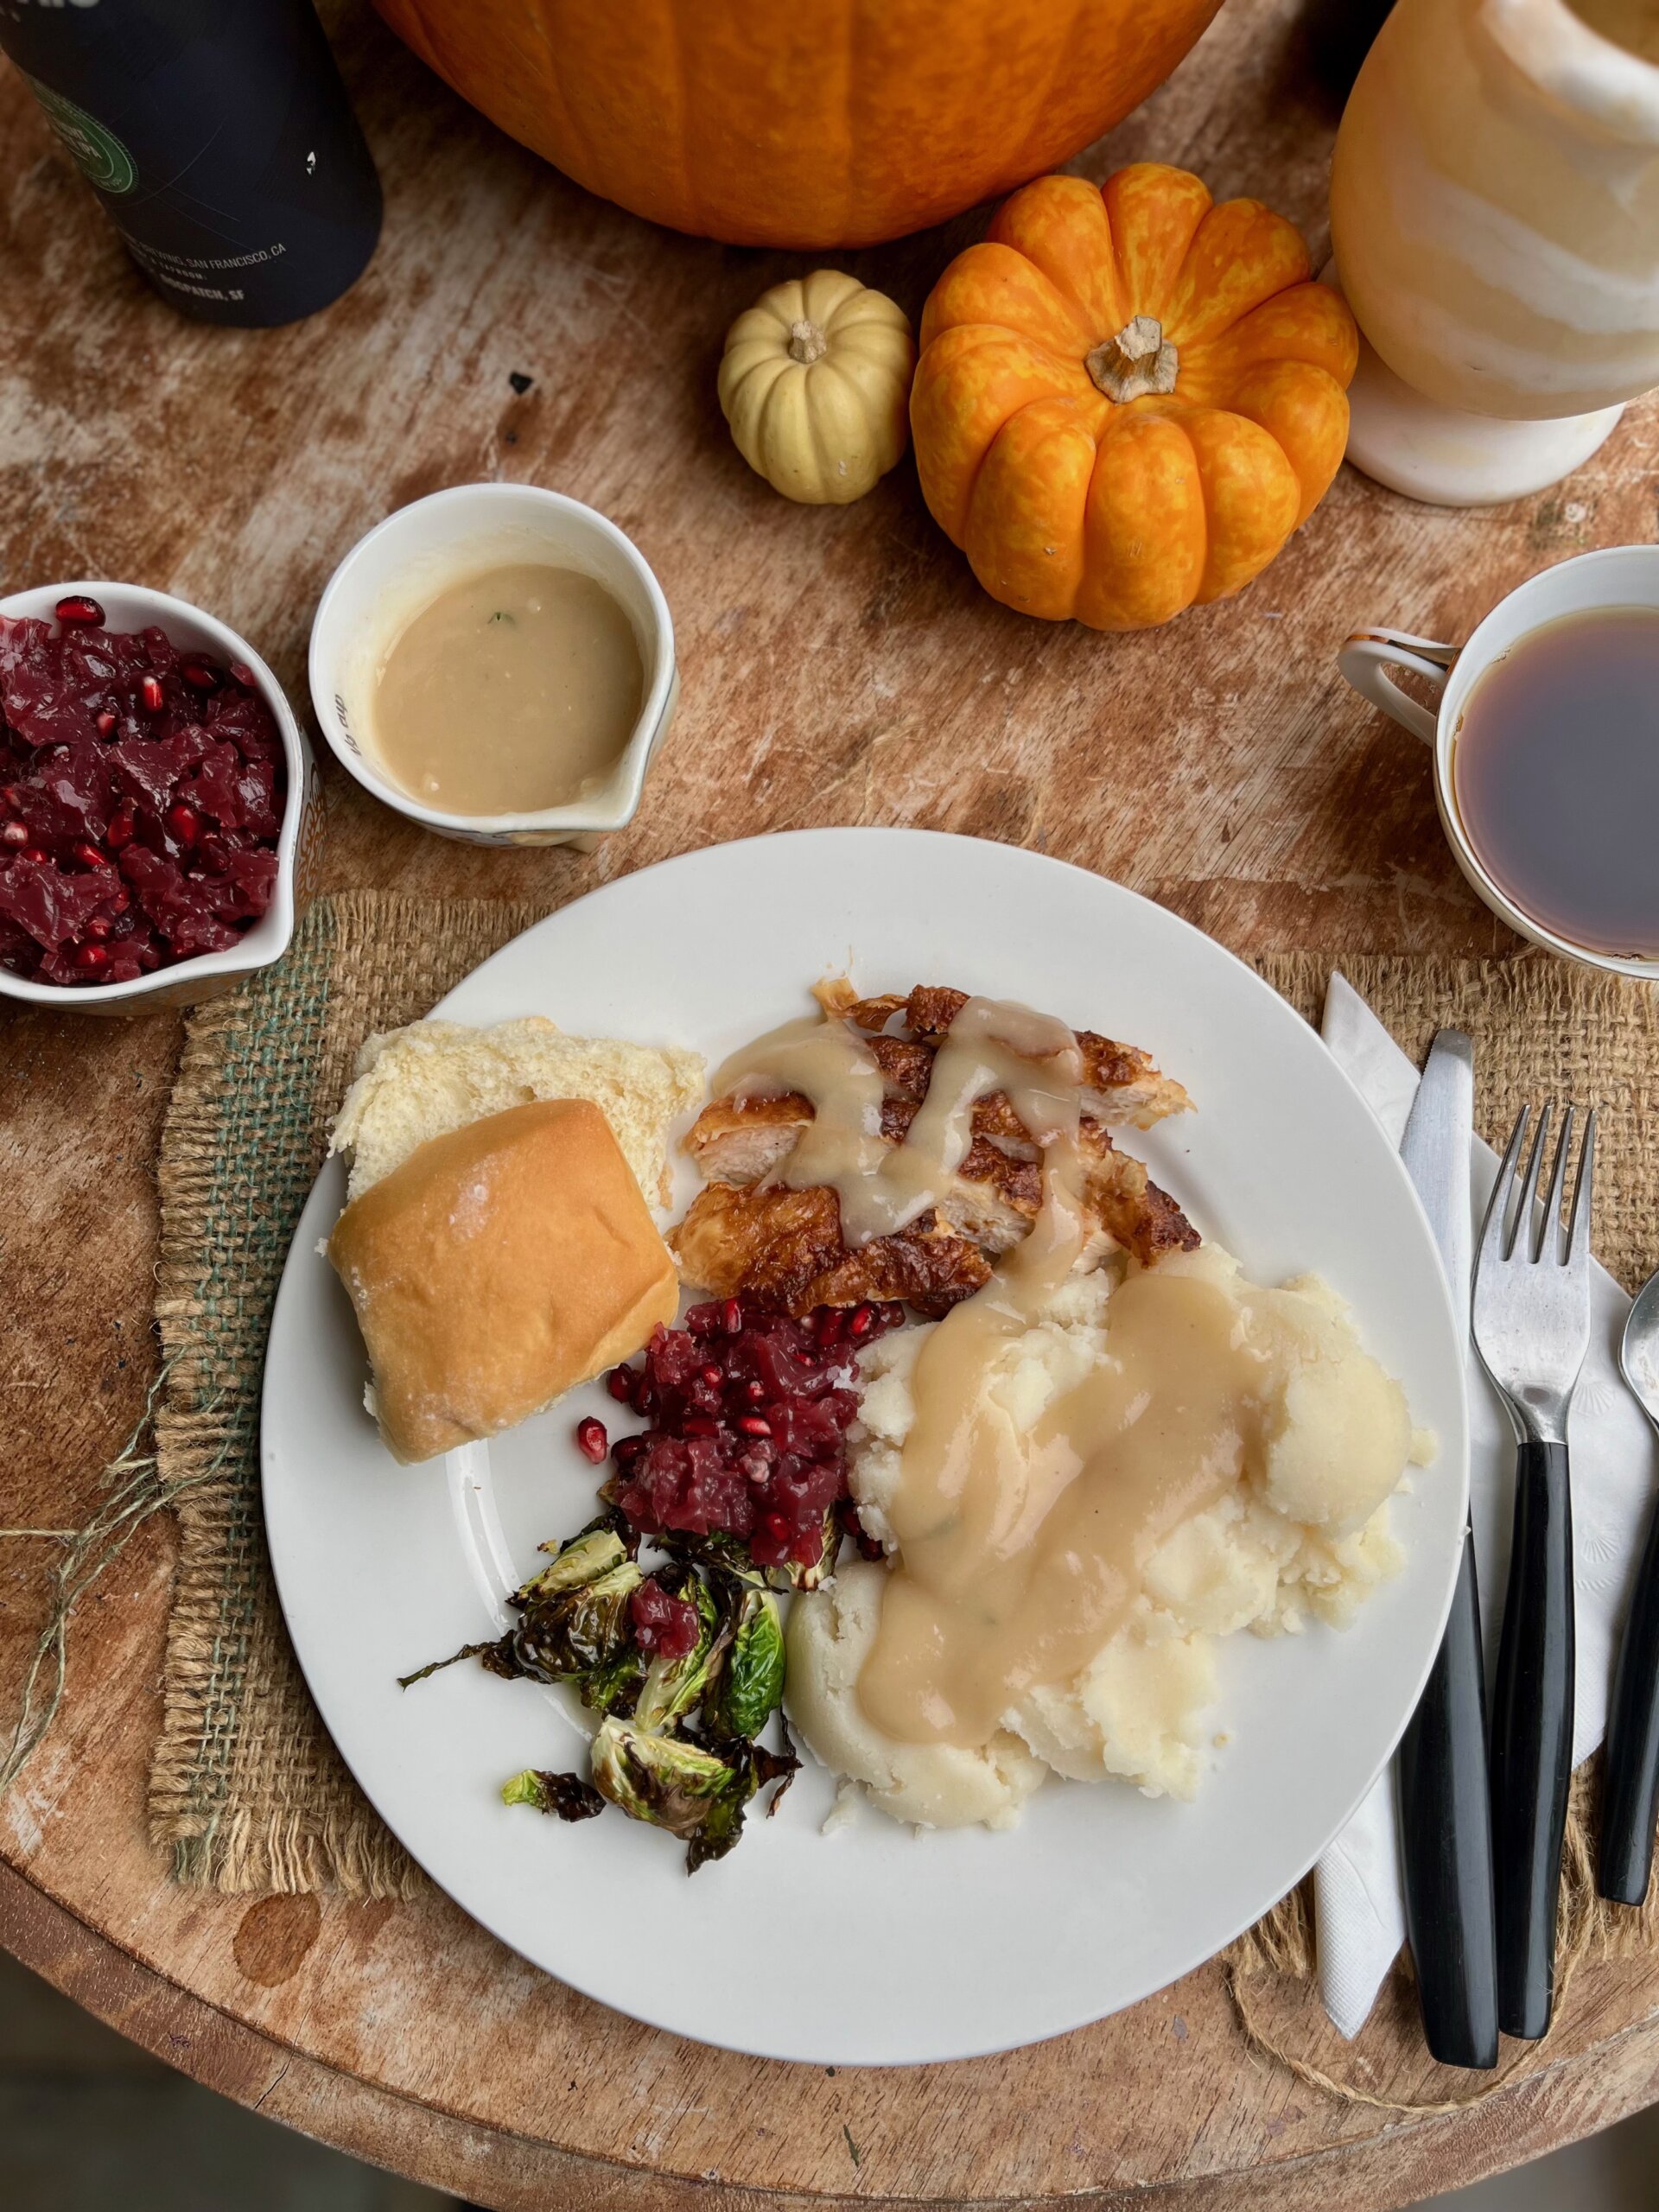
[[1339, 544, 1659, 981]]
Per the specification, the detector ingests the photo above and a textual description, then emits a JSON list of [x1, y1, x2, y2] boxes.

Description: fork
[[1472, 1100, 1597, 2041]]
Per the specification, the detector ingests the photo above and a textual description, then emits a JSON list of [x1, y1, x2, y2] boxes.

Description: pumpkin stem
[[787, 318, 829, 365], [1086, 315, 1179, 403]]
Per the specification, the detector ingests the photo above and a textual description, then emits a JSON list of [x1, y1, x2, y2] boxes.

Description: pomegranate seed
[[227, 661, 256, 690], [630, 1376, 656, 1416], [849, 1303, 876, 1340], [179, 655, 221, 692], [166, 802, 200, 847], [55, 594, 105, 627], [72, 841, 111, 870], [611, 1433, 647, 1467], [607, 1365, 636, 1402], [95, 709, 117, 735], [73, 942, 111, 970], [721, 1298, 743, 1335], [762, 1513, 791, 1543], [736, 1414, 773, 1438], [105, 808, 135, 849], [19, 847, 47, 864], [681, 1414, 719, 1438], [105, 885, 129, 913], [884, 1302, 906, 1329], [815, 1308, 844, 1346], [139, 674, 163, 712], [743, 1379, 767, 1403], [83, 917, 111, 941], [698, 1363, 723, 1389], [0, 821, 27, 848], [574, 1416, 607, 1464], [0, 786, 16, 810]]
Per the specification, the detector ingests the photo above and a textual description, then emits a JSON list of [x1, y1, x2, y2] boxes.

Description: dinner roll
[[328, 1099, 679, 1465]]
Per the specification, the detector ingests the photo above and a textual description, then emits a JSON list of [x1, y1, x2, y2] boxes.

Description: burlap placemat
[[143, 899, 1659, 2072], [149, 891, 548, 1897]]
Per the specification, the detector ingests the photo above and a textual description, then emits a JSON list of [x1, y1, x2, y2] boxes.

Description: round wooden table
[[8, 3, 1659, 2204]]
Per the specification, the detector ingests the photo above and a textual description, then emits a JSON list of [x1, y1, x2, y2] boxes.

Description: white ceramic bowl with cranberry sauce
[[0, 582, 319, 1016]]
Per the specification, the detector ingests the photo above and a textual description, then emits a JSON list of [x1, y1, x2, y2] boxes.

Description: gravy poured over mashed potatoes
[[789, 1249, 1427, 1824]]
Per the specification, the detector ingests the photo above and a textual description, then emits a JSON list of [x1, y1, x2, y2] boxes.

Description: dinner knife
[[1395, 1029, 1500, 2070]]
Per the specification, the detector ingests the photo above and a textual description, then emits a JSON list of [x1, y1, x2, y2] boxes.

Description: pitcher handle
[[1339, 629, 1461, 747]]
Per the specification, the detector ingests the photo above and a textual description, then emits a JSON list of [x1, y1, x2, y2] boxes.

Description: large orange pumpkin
[[371, 0, 1226, 249], [911, 167, 1359, 631]]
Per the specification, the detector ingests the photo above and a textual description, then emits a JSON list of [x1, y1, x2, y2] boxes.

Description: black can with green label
[[0, 0, 381, 327]]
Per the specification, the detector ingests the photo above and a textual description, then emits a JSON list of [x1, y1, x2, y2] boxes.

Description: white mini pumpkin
[[717, 271, 916, 505]]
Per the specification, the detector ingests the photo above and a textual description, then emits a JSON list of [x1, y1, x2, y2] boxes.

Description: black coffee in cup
[[1452, 608, 1659, 959]]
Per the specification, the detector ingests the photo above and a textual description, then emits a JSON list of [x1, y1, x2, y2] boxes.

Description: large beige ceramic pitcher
[[1331, 0, 1659, 497]]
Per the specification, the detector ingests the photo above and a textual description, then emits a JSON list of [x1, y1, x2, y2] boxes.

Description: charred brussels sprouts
[[633, 1573, 725, 1735], [512, 1559, 642, 1681], [579, 1645, 645, 1718], [521, 1523, 628, 1599], [501, 1768, 605, 1821], [591, 1717, 800, 1872], [590, 1718, 753, 1871], [704, 1585, 785, 1739]]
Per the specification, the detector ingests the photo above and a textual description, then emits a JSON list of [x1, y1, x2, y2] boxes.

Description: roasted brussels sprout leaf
[[658, 1528, 767, 1587], [589, 1718, 750, 1871], [750, 1718, 802, 1818], [397, 1633, 518, 1689], [590, 1716, 802, 1871], [512, 1559, 643, 1681], [512, 1510, 639, 1612], [634, 1571, 726, 1734], [522, 1523, 627, 1600], [579, 1645, 645, 1718], [501, 1768, 606, 1821], [704, 1584, 785, 1740]]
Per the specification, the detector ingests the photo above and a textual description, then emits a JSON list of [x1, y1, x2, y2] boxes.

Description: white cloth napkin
[[1313, 973, 1659, 2038]]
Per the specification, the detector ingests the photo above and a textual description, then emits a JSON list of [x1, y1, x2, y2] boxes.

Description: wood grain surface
[[6, 1, 1659, 2205]]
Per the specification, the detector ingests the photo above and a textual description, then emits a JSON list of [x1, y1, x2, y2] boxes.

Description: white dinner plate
[[263, 828, 1468, 2066]]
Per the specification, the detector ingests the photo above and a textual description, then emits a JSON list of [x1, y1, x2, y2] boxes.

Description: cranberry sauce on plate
[[0, 597, 287, 987]]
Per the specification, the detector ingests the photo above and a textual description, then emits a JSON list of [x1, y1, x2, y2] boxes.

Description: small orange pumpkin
[[911, 166, 1358, 631]]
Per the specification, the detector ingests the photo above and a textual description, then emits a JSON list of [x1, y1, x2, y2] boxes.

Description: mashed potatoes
[[785, 1247, 1431, 1828]]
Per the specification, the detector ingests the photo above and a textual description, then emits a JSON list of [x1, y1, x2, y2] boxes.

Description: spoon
[[1599, 1268, 1659, 1904]]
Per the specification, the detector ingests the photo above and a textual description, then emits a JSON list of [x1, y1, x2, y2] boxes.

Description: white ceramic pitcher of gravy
[[1339, 543, 1659, 980], [310, 483, 677, 847]]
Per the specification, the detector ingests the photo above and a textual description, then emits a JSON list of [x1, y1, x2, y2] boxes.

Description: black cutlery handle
[[1491, 1438, 1575, 2040], [1397, 1529, 1499, 2068], [1599, 1490, 1659, 1905]]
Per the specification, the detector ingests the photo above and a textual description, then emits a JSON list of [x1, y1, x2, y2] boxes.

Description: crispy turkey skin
[[671, 984, 1198, 1314]]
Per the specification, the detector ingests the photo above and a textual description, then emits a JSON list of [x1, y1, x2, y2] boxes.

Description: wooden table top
[[7, 2, 1659, 2205]]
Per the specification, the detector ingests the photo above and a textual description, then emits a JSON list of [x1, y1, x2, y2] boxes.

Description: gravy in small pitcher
[[372, 563, 644, 816]]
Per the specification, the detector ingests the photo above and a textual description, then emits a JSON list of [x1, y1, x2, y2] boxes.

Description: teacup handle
[[1338, 630, 1461, 747]]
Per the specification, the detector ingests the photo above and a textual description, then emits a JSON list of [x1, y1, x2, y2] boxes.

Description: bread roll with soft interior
[[328, 1099, 679, 1465]]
